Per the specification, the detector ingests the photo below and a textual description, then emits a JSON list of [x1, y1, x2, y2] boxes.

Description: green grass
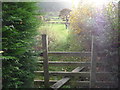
[[36, 17, 86, 88], [48, 21, 65, 23], [49, 18, 64, 22], [49, 24, 69, 42], [39, 23, 70, 51]]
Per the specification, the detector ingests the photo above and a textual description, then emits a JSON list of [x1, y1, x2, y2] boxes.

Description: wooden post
[[90, 35, 97, 88], [42, 34, 49, 87]]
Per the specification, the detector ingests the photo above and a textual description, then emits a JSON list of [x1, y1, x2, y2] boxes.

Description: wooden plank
[[50, 67, 85, 89], [37, 61, 91, 66], [34, 71, 90, 77], [34, 80, 90, 86], [77, 81, 90, 84], [34, 80, 90, 84], [69, 67, 85, 88], [42, 34, 49, 87], [35, 71, 116, 75], [48, 52, 91, 57], [90, 35, 97, 88], [50, 77, 70, 89], [34, 80, 57, 84], [72, 67, 85, 72], [37, 61, 90, 64], [37, 61, 104, 64]]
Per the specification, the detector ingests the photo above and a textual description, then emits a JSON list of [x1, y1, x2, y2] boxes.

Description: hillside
[[37, 2, 72, 14]]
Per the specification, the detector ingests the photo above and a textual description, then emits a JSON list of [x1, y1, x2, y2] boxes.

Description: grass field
[[49, 24, 69, 43], [39, 23, 70, 51]]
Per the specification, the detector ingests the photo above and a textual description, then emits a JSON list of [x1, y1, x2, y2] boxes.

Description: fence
[[34, 34, 118, 89]]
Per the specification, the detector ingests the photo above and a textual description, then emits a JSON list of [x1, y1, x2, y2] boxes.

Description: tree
[[69, 1, 118, 87], [59, 8, 71, 21], [2, 2, 40, 88], [59, 8, 71, 29], [69, 2, 94, 51], [69, 0, 118, 51]]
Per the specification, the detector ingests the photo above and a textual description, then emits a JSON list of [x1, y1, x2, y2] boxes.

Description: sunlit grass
[[39, 23, 70, 51], [49, 18, 65, 22], [49, 24, 69, 43]]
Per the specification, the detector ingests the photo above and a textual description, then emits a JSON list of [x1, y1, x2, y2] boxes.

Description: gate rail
[[34, 34, 117, 89]]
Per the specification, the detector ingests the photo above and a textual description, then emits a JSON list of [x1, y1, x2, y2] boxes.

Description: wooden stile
[[34, 71, 90, 77], [42, 34, 49, 87], [48, 52, 91, 57], [90, 35, 97, 88], [50, 67, 85, 89], [34, 34, 118, 88], [37, 61, 91, 67]]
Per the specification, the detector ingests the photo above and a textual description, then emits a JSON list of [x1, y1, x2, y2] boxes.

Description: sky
[[41, 0, 71, 2], [41, 0, 119, 7], [41, 0, 119, 2]]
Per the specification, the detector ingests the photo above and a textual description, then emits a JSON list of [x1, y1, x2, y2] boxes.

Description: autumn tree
[[69, 2, 94, 51], [69, 0, 118, 51]]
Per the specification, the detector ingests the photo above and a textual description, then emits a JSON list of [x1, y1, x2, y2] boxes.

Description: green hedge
[[2, 2, 40, 88]]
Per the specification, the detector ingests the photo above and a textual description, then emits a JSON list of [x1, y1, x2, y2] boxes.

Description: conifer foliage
[[2, 2, 39, 88]]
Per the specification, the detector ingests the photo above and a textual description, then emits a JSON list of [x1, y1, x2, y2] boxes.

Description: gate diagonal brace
[[50, 67, 85, 90]]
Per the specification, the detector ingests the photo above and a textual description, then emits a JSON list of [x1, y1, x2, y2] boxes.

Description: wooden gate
[[34, 34, 118, 89]]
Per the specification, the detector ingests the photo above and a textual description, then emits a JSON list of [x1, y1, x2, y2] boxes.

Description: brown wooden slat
[[48, 52, 91, 57], [34, 80, 90, 85], [50, 67, 85, 89], [37, 61, 91, 66], [34, 80, 115, 84], [37, 61, 105, 67], [34, 71, 90, 77], [35, 71, 116, 75], [50, 77, 70, 89], [42, 34, 49, 87], [77, 81, 90, 84], [37, 61, 91, 64], [90, 35, 97, 88], [37, 61, 104, 64], [34, 80, 57, 83], [72, 67, 85, 72]]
